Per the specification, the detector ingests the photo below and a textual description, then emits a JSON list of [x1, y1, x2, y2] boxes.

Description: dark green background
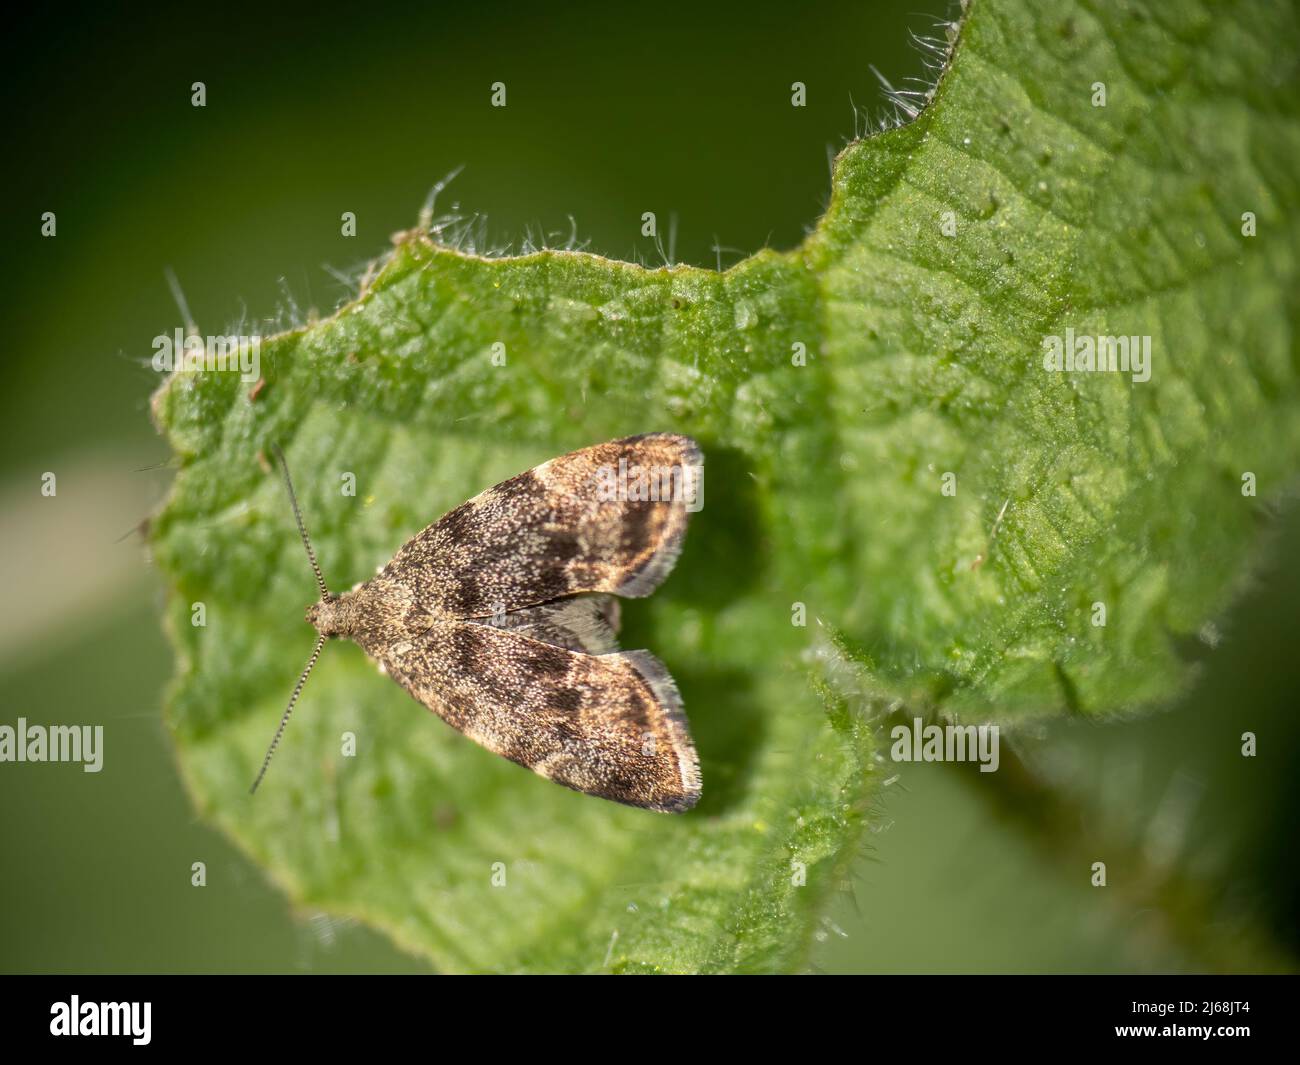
[[1, 1, 1296, 972]]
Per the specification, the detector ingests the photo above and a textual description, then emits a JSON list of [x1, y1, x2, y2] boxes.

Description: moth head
[[306, 594, 344, 637]]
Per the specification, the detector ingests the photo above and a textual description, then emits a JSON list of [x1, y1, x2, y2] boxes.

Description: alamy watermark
[[1042, 327, 1151, 384], [0, 718, 103, 772], [592, 457, 704, 512], [890, 717, 999, 773], [50, 997, 150, 1045], [151, 328, 261, 383]]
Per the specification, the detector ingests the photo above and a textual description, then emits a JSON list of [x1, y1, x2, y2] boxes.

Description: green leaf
[[151, 0, 1300, 972]]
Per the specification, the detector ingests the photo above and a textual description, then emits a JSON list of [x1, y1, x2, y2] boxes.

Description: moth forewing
[[377, 433, 703, 618], [376, 621, 701, 812]]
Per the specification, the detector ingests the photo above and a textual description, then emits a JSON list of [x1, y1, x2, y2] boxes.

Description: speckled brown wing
[[376, 616, 701, 812], [380, 434, 702, 618]]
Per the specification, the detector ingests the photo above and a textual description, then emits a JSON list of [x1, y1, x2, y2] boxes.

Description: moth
[[251, 434, 703, 813]]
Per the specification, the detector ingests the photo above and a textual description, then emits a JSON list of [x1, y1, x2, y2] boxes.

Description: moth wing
[[383, 434, 701, 618], [379, 618, 700, 812]]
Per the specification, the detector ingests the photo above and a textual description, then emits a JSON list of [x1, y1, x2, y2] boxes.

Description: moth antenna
[[250, 632, 327, 794], [271, 443, 329, 599]]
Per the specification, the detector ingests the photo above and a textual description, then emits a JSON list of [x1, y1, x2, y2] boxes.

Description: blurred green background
[[1, 0, 1296, 973]]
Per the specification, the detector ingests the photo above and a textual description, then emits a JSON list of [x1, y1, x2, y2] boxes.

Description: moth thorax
[[306, 595, 348, 637]]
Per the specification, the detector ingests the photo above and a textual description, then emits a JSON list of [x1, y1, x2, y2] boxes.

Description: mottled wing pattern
[[382, 434, 701, 617], [377, 617, 700, 812]]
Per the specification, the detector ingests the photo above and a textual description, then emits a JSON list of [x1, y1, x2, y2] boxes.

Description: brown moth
[[251, 434, 703, 813]]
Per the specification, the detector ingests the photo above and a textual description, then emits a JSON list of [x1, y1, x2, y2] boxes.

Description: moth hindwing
[[255, 433, 703, 813]]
